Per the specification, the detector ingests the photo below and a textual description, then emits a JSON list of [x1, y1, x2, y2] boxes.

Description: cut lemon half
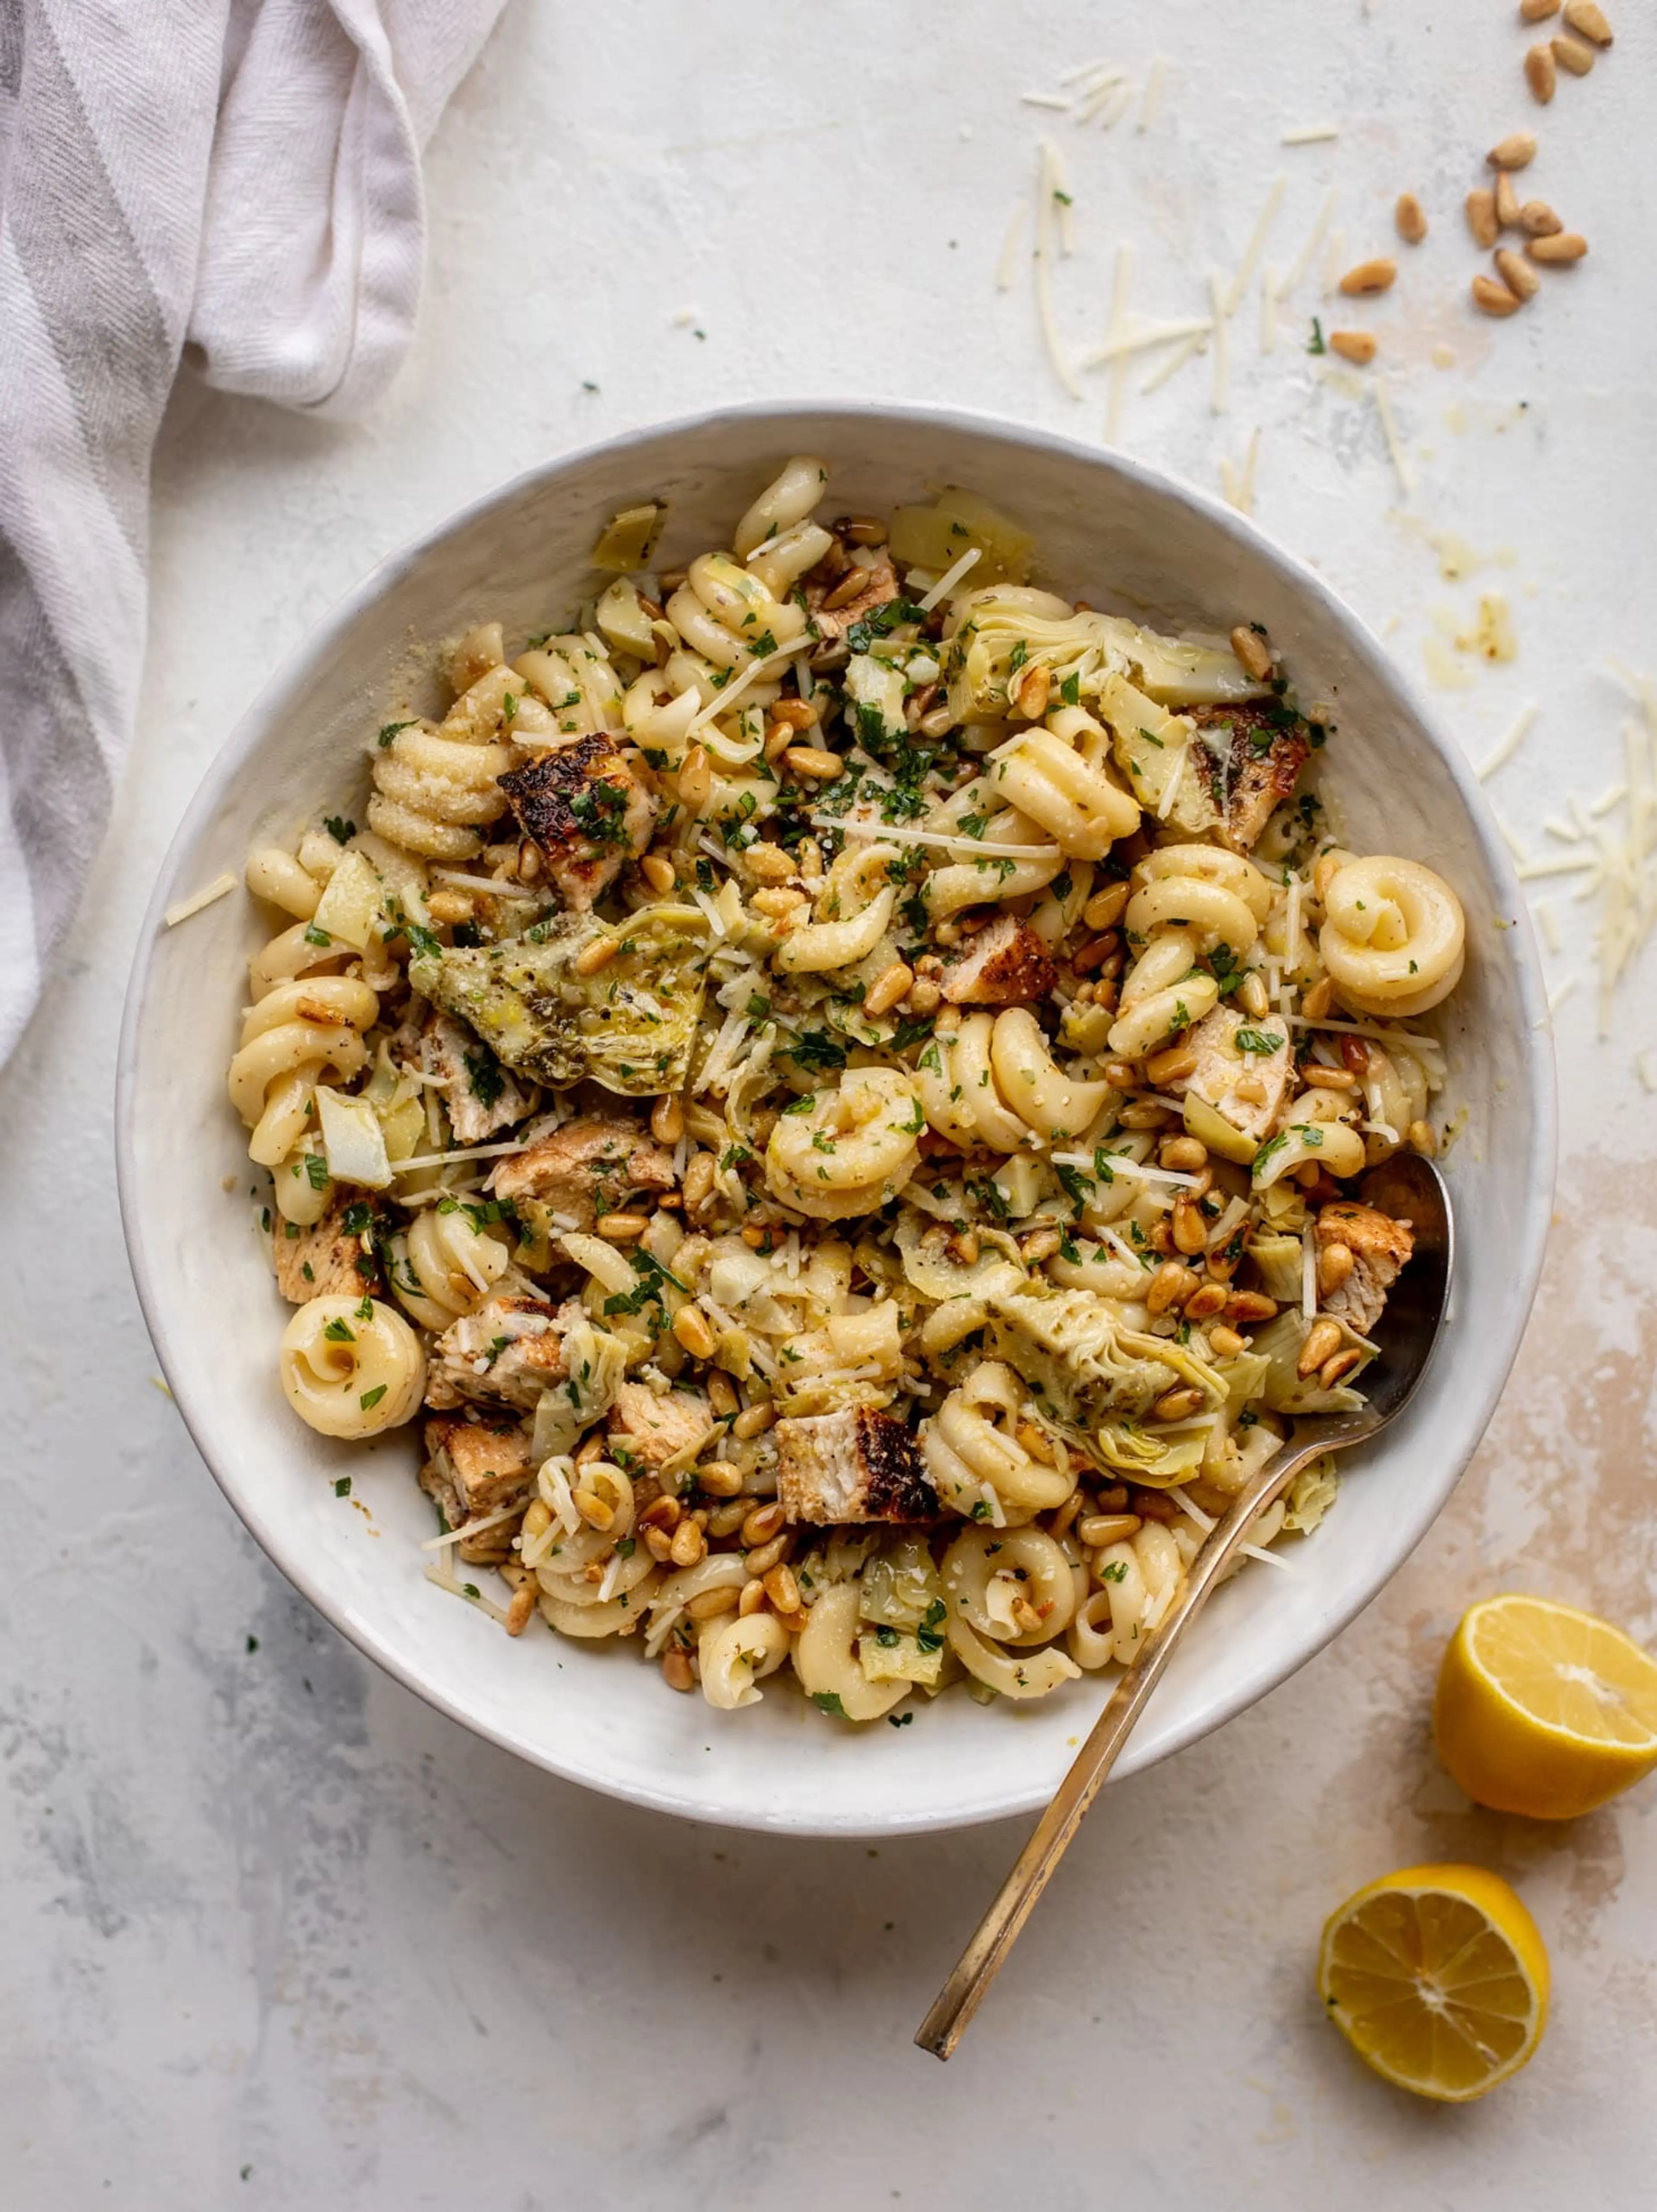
[[1318, 1864, 1549, 2101], [1435, 1594, 1657, 1820]]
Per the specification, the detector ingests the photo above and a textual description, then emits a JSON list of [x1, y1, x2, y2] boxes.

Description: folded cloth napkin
[[0, 0, 504, 1066]]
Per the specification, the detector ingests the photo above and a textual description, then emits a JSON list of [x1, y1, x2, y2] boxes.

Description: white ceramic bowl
[[117, 403, 1554, 1836]]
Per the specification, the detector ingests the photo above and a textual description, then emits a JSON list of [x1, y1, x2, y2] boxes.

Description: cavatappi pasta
[[230, 459, 1467, 1723]]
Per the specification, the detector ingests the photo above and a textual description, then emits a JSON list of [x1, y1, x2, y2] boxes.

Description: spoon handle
[[914, 1432, 1332, 2061]]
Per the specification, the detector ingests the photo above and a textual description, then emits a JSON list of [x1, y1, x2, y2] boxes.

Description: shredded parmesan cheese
[[1208, 270, 1229, 413], [1033, 140, 1084, 400], [1281, 122, 1340, 145], [1477, 702, 1536, 780], [164, 872, 238, 927], [917, 544, 983, 612], [1137, 56, 1168, 132]]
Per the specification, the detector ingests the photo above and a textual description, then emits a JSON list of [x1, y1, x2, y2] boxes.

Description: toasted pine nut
[[738, 843, 791, 887], [696, 1460, 744, 1499], [771, 696, 820, 733], [751, 886, 807, 919], [1317, 1242, 1356, 1296], [1079, 1513, 1143, 1548], [731, 1401, 775, 1441], [522, 1498, 553, 1541], [573, 935, 617, 976], [1298, 1317, 1345, 1378], [1014, 1419, 1055, 1466], [661, 1647, 695, 1691], [426, 890, 475, 925], [1153, 1385, 1204, 1423], [740, 1223, 769, 1249], [1225, 1290, 1279, 1325], [706, 1370, 738, 1419], [762, 718, 798, 764], [1145, 1042, 1199, 1086], [1147, 1261, 1200, 1317], [640, 852, 677, 895], [1118, 1100, 1173, 1130], [1130, 1490, 1178, 1524], [743, 1532, 791, 1577], [1528, 230, 1588, 261], [1518, 200, 1563, 237], [573, 1488, 614, 1531], [1320, 1349, 1366, 1390], [1406, 1118, 1438, 1155], [1237, 971, 1270, 1020], [1465, 189, 1500, 249], [686, 1586, 739, 1622], [820, 564, 870, 611], [515, 840, 542, 885], [783, 746, 845, 780], [596, 1210, 649, 1242], [1525, 42, 1556, 101], [1338, 256, 1396, 296], [1496, 247, 1541, 301], [1184, 1282, 1229, 1323], [1494, 170, 1522, 230], [740, 1501, 784, 1548], [1472, 272, 1522, 317], [737, 1577, 768, 1617], [1229, 625, 1274, 681], [1518, 0, 1558, 17], [1488, 132, 1538, 170], [904, 976, 941, 1015], [1394, 193, 1428, 245], [643, 1525, 675, 1563], [1160, 1135, 1208, 1173], [863, 961, 914, 1019], [682, 1152, 716, 1211], [1329, 330, 1377, 366], [649, 1095, 685, 1147], [762, 1564, 801, 1614], [1076, 882, 1126, 934], [1301, 974, 1336, 1022], [638, 1495, 682, 1533], [1013, 663, 1052, 719], [1552, 31, 1595, 70], [669, 1304, 714, 1359], [1208, 1325, 1247, 1358], [668, 1518, 706, 1569], [1171, 1198, 1207, 1256], [678, 744, 712, 814], [1562, 0, 1612, 42]]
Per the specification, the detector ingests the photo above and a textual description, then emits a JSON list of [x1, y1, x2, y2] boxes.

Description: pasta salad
[[229, 458, 1467, 1723]]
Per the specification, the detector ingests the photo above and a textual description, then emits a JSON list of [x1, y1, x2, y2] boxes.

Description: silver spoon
[[916, 1152, 1453, 2060]]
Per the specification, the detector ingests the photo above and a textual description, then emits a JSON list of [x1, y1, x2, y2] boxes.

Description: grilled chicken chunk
[[774, 1406, 935, 1524], [420, 1009, 532, 1145], [498, 734, 654, 910], [1316, 1201, 1415, 1336], [273, 1199, 379, 1304], [419, 1415, 537, 1559], [607, 1380, 715, 1471], [1189, 703, 1314, 853], [425, 1294, 571, 1412], [492, 1114, 676, 1229], [1181, 1005, 1296, 1142], [939, 913, 1056, 1006]]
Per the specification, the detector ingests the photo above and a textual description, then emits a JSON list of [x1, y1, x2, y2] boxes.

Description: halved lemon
[[1434, 1594, 1657, 1820], [1318, 1864, 1549, 2101]]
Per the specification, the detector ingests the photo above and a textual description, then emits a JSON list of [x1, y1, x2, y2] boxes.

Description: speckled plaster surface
[[3, 3, 1654, 2204]]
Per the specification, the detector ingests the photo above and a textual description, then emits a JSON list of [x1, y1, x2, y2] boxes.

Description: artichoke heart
[[943, 592, 1267, 726], [411, 903, 711, 1096], [983, 1277, 1225, 1485]]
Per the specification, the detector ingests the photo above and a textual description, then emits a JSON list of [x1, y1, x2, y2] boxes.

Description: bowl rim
[[115, 397, 1557, 1836]]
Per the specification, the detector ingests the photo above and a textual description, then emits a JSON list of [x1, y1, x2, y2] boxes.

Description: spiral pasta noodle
[[915, 1007, 1111, 1152], [280, 1295, 426, 1436], [387, 1205, 511, 1330], [1109, 844, 1273, 1059], [765, 1066, 923, 1219], [1318, 854, 1466, 1017]]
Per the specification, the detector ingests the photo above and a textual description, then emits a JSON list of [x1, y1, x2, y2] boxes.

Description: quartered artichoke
[[410, 902, 711, 1096]]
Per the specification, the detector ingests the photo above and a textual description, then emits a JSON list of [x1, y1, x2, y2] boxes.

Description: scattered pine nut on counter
[[1524, 43, 1556, 102], [1394, 194, 1427, 245], [1487, 133, 1537, 170], [1328, 330, 1377, 365], [1338, 256, 1396, 295]]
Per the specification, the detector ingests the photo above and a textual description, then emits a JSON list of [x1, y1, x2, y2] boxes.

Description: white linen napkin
[[0, 0, 505, 1066]]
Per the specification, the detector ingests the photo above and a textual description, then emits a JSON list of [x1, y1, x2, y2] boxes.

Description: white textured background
[[4, 3, 1655, 2204]]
